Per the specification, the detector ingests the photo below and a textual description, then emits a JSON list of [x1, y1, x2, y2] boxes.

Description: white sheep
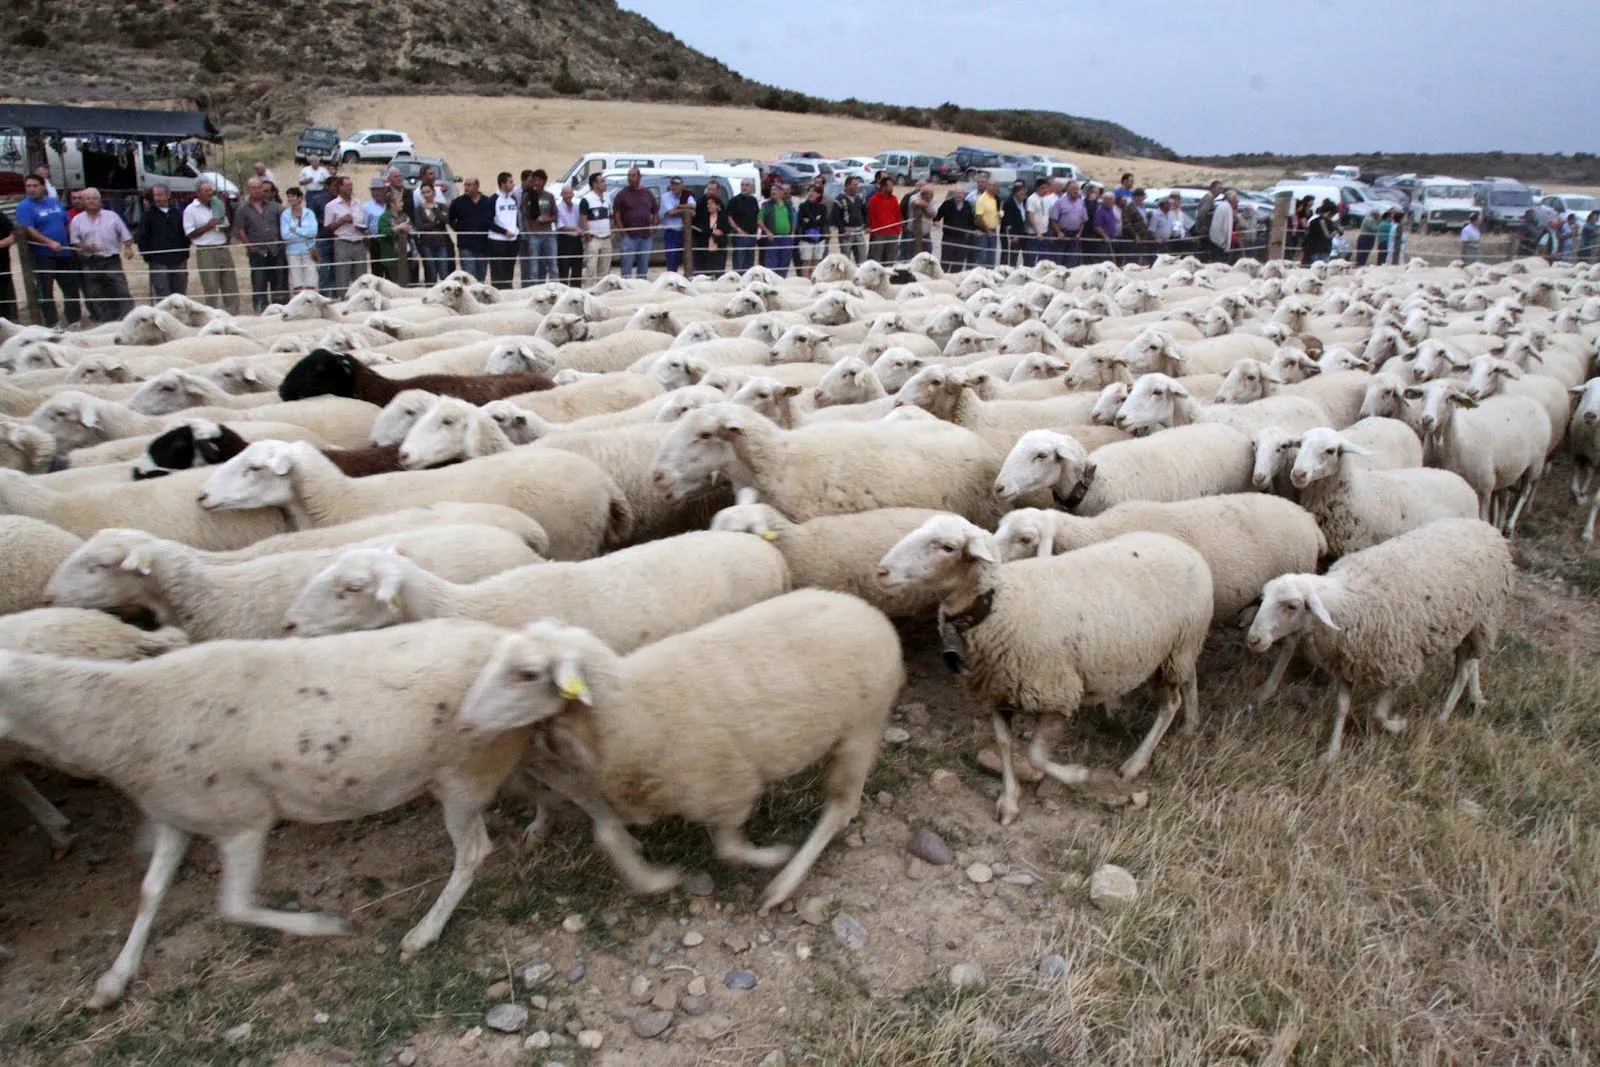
[[1460, 355, 1571, 450], [1249, 417, 1423, 494], [811, 356, 887, 409], [1213, 360, 1370, 428], [554, 329, 675, 374], [284, 529, 786, 655], [29, 391, 379, 452], [198, 440, 629, 560], [991, 494, 1323, 622], [1410, 379, 1552, 534], [877, 517, 1211, 824], [1113, 373, 1331, 438], [45, 525, 544, 641], [1, 418, 57, 473], [710, 492, 944, 618], [1288, 427, 1480, 557], [207, 503, 551, 562], [0, 516, 83, 616], [651, 403, 1008, 526], [457, 590, 902, 909], [1570, 380, 1600, 540], [1247, 518, 1512, 759], [1118, 327, 1275, 376], [126, 369, 281, 416], [0, 618, 538, 1007], [994, 424, 1255, 514]]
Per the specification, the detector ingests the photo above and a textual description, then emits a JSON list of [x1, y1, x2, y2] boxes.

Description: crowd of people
[[10, 152, 1599, 329]]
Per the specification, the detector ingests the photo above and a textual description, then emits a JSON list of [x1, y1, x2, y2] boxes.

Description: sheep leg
[[1120, 684, 1182, 780], [1179, 670, 1201, 736], [1582, 488, 1600, 543], [1368, 689, 1406, 735], [1249, 636, 1300, 712], [757, 738, 872, 914], [88, 822, 190, 1010], [1504, 475, 1536, 537], [401, 787, 494, 958], [2, 771, 74, 857], [1570, 461, 1593, 505], [1467, 658, 1484, 707], [991, 709, 1022, 826], [712, 825, 794, 869], [1321, 682, 1354, 762], [1438, 648, 1480, 724], [216, 829, 350, 938], [587, 803, 681, 895], [1025, 714, 1091, 791]]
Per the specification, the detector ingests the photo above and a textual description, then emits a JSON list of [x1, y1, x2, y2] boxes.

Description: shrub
[[552, 56, 583, 95], [12, 26, 49, 48]]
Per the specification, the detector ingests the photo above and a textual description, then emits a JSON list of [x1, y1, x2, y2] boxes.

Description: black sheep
[[278, 349, 556, 406], [132, 423, 251, 480]]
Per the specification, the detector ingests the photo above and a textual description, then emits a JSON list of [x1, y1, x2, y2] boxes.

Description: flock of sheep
[[1, 245, 1597, 1013]]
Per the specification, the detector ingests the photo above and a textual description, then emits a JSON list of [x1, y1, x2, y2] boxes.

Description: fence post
[[1268, 191, 1291, 262], [14, 241, 41, 325]]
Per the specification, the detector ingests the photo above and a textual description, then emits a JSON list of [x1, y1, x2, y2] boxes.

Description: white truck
[[1407, 178, 1479, 233], [2, 133, 238, 200], [560, 152, 710, 191]]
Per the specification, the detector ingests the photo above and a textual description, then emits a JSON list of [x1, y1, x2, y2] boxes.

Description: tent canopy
[[0, 104, 221, 141]]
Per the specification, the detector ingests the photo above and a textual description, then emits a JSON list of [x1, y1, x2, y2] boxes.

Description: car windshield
[[1429, 185, 1474, 199], [1491, 189, 1532, 206], [1563, 196, 1599, 212]]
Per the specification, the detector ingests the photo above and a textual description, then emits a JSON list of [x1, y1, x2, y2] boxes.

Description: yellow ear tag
[[759, 530, 779, 542], [559, 679, 589, 701]]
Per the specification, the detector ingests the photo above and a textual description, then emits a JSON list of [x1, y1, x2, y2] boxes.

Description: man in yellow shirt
[[973, 179, 1000, 267]]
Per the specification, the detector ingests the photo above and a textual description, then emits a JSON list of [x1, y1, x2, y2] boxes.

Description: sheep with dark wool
[[277, 348, 555, 406]]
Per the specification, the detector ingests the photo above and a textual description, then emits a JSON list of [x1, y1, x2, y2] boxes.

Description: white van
[[1330, 164, 1362, 181], [596, 163, 762, 204], [1407, 178, 1479, 233], [874, 151, 937, 184], [2, 133, 238, 200], [560, 152, 709, 190]]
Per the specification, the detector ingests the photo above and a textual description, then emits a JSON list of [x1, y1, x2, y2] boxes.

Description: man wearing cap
[[660, 177, 696, 275]]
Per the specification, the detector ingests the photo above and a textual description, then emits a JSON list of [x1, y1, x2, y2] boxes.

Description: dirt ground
[[2, 460, 1599, 1065]]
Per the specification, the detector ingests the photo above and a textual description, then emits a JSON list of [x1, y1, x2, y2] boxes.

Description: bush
[[12, 25, 49, 48], [552, 56, 583, 94], [704, 83, 733, 104]]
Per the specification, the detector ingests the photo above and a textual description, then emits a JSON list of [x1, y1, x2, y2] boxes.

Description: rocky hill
[[6, 1, 1172, 159]]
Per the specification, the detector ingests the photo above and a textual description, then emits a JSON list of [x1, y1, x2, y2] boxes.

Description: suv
[[294, 126, 340, 165], [1475, 178, 1535, 231], [391, 156, 458, 197], [930, 155, 961, 183], [952, 146, 1002, 181], [1407, 178, 1478, 233], [337, 129, 414, 164]]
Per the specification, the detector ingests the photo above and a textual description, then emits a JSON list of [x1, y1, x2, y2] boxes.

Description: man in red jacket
[[866, 176, 903, 265]]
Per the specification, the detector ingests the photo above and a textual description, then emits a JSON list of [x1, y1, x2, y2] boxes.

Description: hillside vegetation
[[6, 0, 1168, 159]]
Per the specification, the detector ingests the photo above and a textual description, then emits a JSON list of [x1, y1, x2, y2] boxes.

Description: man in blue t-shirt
[[15, 174, 84, 326]]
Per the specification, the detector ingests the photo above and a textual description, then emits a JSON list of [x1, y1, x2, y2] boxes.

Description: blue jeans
[[763, 236, 794, 274], [975, 233, 997, 267], [418, 241, 454, 284], [521, 233, 556, 285], [730, 235, 756, 273], [316, 237, 335, 291], [459, 249, 488, 282], [619, 234, 653, 278], [663, 228, 687, 273]]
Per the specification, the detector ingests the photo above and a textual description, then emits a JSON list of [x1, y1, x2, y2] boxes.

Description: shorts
[[797, 239, 824, 264], [287, 252, 318, 291]]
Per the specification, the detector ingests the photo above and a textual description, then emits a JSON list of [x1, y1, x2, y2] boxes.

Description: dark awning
[[0, 104, 221, 141]]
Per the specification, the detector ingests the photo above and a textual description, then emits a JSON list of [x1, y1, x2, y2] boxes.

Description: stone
[[1088, 864, 1139, 910], [948, 963, 986, 988], [222, 1023, 253, 1045], [907, 829, 955, 866], [723, 934, 750, 954], [520, 961, 553, 987], [875, 791, 894, 808], [313, 1011, 330, 1025], [796, 896, 829, 926], [522, 1031, 552, 1050], [323, 1047, 355, 1064], [631, 1011, 673, 1039], [723, 968, 758, 990], [883, 726, 911, 745], [1002, 873, 1036, 887], [1039, 954, 1068, 979], [976, 747, 1044, 782], [646, 946, 664, 967], [565, 1020, 583, 1036], [905, 857, 929, 880], [929, 769, 961, 794], [651, 986, 678, 1012], [486, 978, 514, 1001], [682, 931, 704, 947], [1129, 790, 1150, 810], [794, 940, 812, 961], [898, 701, 930, 726], [485, 1003, 528, 1033], [529, 994, 549, 1011], [561, 914, 587, 934], [395, 1050, 417, 1066], [457, 1026, 482, 1051], [685, 871, 715, 896], [831, 915, 868, 951], [577, 1030, 604, 1050], [759, 1051, 788, 1067], [680, 994, 711, 1016], [629, 975, 653, 1004], [686, 976, 708, 997], [965, 862, 993, 884], [566, 963, 585, 983]]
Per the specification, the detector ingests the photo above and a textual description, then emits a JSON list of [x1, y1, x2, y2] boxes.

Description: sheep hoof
[[50, 833, 78, 861], [1376, 715, 1407, 735], [398, 928, 436, 960], [87, 974, 126, 1011], [995, 798, 1020, 826]]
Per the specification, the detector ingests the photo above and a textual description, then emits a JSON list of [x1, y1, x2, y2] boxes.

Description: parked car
[[952, 146, 1003, 181], [1268, 181, 1387, 225], [1475, 178, 1536, 231], [1534, 193, 1600, 227], [559, 152, 710, 190], [830, 157, 879, 184], [780, 150, 825, 160], [294, 126, 340, 165], [337, 129, 415, 164], [873, 151, 936, 185], [769, 159, 832, 184], [391, 156, 459, 198], [930, 155, 962, 183], [1407, 178, 1479, 232]]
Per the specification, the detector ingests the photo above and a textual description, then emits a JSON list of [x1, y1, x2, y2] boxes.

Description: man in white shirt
[[488, 171, 521, 288], [579, 173, 613, 283], [1209, 189, 1237, 263], [1025, 178, 1058, 265], [1460, 212, 1481, 262], [298, 156, 330, 192], [182, 180, 240, 313], [322, 176, 368, 298]]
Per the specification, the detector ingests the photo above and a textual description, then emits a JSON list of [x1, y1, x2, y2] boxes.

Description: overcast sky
[[618, 0, 1599, 156]]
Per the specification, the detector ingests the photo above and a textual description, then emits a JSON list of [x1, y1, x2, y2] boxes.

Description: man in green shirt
[[759, 182, 797, 276]]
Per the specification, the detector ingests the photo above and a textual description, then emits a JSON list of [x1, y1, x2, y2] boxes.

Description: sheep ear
[[719, 412, 747, 438], [1306, 592, 1340, 631], [120, 545, 155, 576], [1261, 368, 1285, 384], [1452, 391, 1479, 408], [963, 531, 999, 564], [374, 566, 404, 611], [76, 397, 100, 428], [1571, 385, 1588, 396], [467, 411, 503, 457], [553, 656, 593, 706], [241, 366, 260, 382], [268, 449, 295, 476], [1339, 441, 1373, 457], [1402, 386, 1424, 400], [734, 487, 760, 506], [781, 384, 802, 398]]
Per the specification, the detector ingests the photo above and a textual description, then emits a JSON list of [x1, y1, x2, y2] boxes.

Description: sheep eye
[[937, 542, 956, 554], [518, 667, 543, 682], [344, 582, 364, 593], [441, 417, 457, 427], [696, 431, 712, 441], [1034, 451, 1049, 461], [246, 464, 263, 473]]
